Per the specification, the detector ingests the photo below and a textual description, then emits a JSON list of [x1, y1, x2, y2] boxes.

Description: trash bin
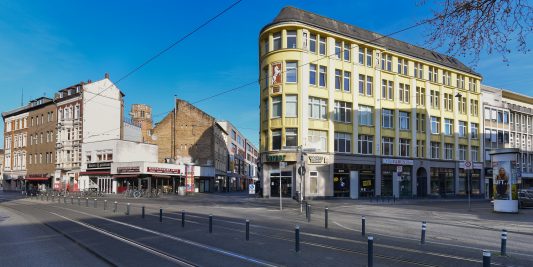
[[178, 186, 186, 196]]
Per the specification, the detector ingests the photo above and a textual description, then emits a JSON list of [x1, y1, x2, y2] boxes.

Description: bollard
[[421, 221, 427, 244], [126, 203, 130, 215], [209, 214, 213, 233], [245, 219, 250, 241], [41, 194, 43, 201], [159, 208, 163, 223], [114, 201, 117, 213], [305, 203, 309, 220], [52, 194, 54, 202], [483, 250, 491, 267], [94, 199, 97, 208], [104, 200, 107, 210], [362, 216, 366, 236], [307, 205, 312, 222], [78, 197, 80, 206], [71, 196, 73, 204], [181, 210, 185, 228], [325, 207, 328, 229], [85, 198, 89, 207], [368, 236, 374, 267], [46, 195, 49, 201], [501, 229, 507, 256], [141, 206, 145, 218], [295, 225, 300, 252], [58, 196, 60, 203]]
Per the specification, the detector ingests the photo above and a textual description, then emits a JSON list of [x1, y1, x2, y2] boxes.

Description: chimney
[[104, 73, 110, 79]]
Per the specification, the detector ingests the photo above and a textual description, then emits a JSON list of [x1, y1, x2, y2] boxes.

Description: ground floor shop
[[2, 171, 26, 191], [260, 152, 485, 199]]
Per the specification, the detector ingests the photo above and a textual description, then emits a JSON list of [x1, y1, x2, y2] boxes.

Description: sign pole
[[279, 161, 282, 211], [468, 169, 471, 211]]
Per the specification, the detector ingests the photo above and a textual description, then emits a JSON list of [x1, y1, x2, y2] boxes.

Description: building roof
[[2, 97, 54, 119], [482, 84, 533, 106], [262, 6, 480, 77]]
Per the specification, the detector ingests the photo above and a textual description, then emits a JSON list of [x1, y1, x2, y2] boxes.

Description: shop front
[[430, 168, 455, 197], [25, 174, 52, 193], [458, 162, 483, 197], [381, 158, 413, 198], [333, 161, 375, 199], [261, 153, 298, 198], [2, 172, 25, 191], [79, 162, 112, 193]]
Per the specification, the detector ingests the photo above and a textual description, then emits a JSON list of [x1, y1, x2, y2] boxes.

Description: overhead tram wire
[[190, 4, 468, 105], [82, 0, 243, 106]]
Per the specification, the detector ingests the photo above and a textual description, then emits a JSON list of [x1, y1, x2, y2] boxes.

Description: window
[[381, 53, 392, 71], [399, 83, 410, 103], [286, 62, 297, 83], [414, 62, 423, 79], [503, 111, 509, 124], [471, 146, 479, 161], [431, 116, 440, 134], [358, 47, 364, 64], [334, 132, 352, 153], [334, 101, 352, 123], [469, 78, 477, 92], [271, 96, 281, 118], [343, 43, 350, 61], [309, 64, 317, 85], [444, 93, 453, 111], [310, 171, 318, 194], [273, 32, 281, 50], [428, 66, 438, 82], [343, 71, 351, 92], [263, 38, 269, 54], [444, 143, 453, 159], [416, 140, 425, 158], [397, 58, 408, 75], [366, 49, 373, 67], [231, 130, 236, 140], [309, 97, 327, 120], [75, 105, 80, 119], [358, 105, 373, 126], [335, 69, 341, 90], [263, 66, 269, 88], [381, 79, 393, 100], [319, 37, 326, 55], [334, 41, 341, 59], [399, 111, 410, 130], [444, 119, 453, 135], [458, 121, 467, 137], [285, 128, 298, 147], [456, 74, 465, 89], [286, 30, 296, 48], [358, 135, 373, 154], [416, 87, 425, 106], [382, 109, 393, 128], [458, 96, 467, 114], [366, 76, 373, 96], [319, 66, 327, 87], [470, 99, 479, 116], [308, 130, 327, 152], [285, 95, 297, 117], [359, 75, 373, 96], [458, 145, 467, 160], [431, 142, 440, 159], [443, 71, 452, 86], [416, 113, 426, 132], [399, 139, 410, 157], [382, 137, 394, 156], [272, 130, 281, 150], [430, 90, 440, 109], [309, 34, 316, 53]]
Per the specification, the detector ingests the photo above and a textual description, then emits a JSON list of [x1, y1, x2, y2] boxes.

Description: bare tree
[[423, 0, 533, 63]]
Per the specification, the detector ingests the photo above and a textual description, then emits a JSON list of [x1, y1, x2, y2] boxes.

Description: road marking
[[53, 206, 279, 267]]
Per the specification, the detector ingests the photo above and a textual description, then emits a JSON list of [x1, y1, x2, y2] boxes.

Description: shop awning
[[80, 171, 111, 176], [112, 174, 139, 179], [26, 177, 49, 181], [150, 174, 172, 179]]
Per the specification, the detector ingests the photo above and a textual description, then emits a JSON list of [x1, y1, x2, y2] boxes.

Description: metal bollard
[[483, 250, 491, 267], [368, 236, 374, 267], [501, 229, 507, 256], [85, 198, 89, 207], [181, 210, 185, 227], [305, 203, 309, 219], [113, 201, 117, 213], [126, 203, 130, 215], [94, 199, 97, 208], [295, 225, 300, 252], [78, 197, 80, 205], [41, 194, 43, 201], [52, 194, 55, 202], [209, 214, 213, 233], [246, 219, 250, 241], [104, 200, 107, 210], [159, 208, 163, 223], [46, 195, 49, 201], [325, 207, 328, 229], [141, 206, 145, 218], [71, 196, 73, 204], [307, 205, 311, 222], [362, 216, 366, 236], [421, 221, 427, 244]]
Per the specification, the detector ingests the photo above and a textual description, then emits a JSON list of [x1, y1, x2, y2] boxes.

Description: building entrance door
[[270, 171, 292, 197], [416, 167, 427, 197], [334, 173, 350, 197]]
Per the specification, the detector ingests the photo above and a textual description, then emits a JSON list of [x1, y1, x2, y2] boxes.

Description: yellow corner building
[[259, 7, 483, 199]]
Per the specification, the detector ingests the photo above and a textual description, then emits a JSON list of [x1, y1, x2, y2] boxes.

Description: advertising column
[[490, 149, 519, 213]]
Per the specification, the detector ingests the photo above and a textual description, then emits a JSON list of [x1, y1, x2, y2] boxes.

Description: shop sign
[[382, 158, 413, 165], [308, 155, 327, 164], [87, 162, 111, 169], [147, 167, 180, 174], [117, 167, 140, 174], [266, 154, 286, 162]]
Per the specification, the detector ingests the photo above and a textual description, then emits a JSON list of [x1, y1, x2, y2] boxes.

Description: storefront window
[[459, 169, 481, 195], [399, 167, 412, 197], [334, 164, 375, 198], [270, 171, 292, 197], [430, 168, 455, 197], [333, 171, 350, 197], [381, 167, 393, 197]]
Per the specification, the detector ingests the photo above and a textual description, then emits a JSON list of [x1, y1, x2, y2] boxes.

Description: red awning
[[79, 171, 111, 176], [112, 174, 139, 179], [26, 177, 49, 181]]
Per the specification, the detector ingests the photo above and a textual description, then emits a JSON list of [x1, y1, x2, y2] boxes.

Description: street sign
[[248, 184, 255, 194], [298, 166, 306, 176], [464, 161, 473, 170]]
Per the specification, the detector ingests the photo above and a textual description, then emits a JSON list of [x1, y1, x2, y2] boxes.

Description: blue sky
[[1, 0, 532, 148]]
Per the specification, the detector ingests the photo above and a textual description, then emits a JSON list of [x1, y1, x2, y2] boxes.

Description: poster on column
[[493, 161, 511, 200], [185, 165, 195, 193]]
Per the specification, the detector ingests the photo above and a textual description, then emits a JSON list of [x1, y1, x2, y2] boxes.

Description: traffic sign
[[248, 184, 256, 194], [298, 166, 307, 176], [464, 161, 473, 170]]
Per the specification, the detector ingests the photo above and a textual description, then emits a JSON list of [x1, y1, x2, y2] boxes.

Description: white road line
[[53, 206, 279, 267]]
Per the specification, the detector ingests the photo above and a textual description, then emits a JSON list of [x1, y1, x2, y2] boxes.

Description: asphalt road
[[1, 191, 532, 266]]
